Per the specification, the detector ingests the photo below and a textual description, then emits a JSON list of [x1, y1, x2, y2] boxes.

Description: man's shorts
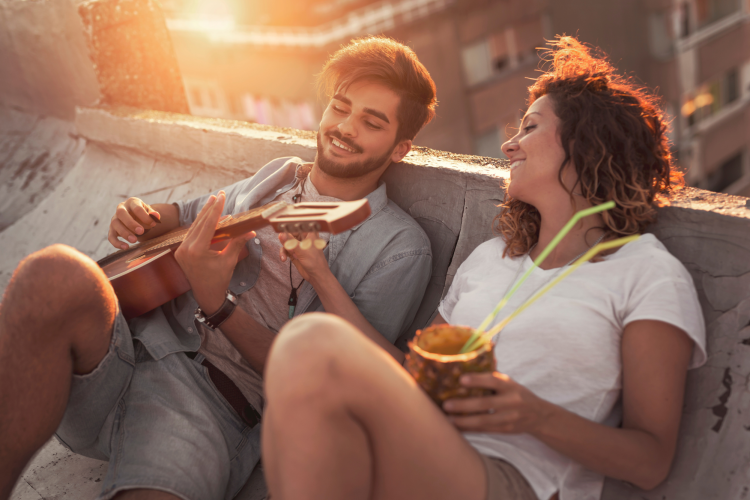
[[480, 454, 539, 500], [55, 308, 261, 500]]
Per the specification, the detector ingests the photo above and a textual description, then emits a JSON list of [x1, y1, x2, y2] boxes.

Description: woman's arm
[[444, 319, 693, 490]]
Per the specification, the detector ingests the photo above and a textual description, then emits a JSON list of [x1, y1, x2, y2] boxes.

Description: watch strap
[[195, 291, 239, 330]]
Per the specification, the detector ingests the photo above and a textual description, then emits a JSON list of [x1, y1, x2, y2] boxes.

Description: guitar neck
[[209, 203, 275, 243]]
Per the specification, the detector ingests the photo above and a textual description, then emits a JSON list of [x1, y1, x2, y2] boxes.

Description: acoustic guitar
[[97, 199, 371, 319]]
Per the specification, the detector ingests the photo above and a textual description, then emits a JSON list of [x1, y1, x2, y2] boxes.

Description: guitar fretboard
[[98, 202, 276, 267]]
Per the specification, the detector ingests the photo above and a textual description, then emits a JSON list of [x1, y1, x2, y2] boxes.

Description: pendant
[[288, 305, 295, 319]]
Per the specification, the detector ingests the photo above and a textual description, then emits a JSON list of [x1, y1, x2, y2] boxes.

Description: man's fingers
[[115, 205, 145, 235], [186, 194, 218, 243], [129, 203, 156, 229], [107, 226, 129, 250], [221, 232, 254, 260], [111, 218, 138, 244]]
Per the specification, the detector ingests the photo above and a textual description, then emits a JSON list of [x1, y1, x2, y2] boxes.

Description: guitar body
[[98, 200, 370, 320]]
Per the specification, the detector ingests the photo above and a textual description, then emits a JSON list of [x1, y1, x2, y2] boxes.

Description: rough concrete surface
[[0, 0, 100, 120], [2, 104, 750, 499], [10, 439, 106, 500], [78, 0, 189, 113]]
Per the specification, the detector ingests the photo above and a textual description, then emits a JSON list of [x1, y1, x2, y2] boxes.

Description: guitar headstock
[[263, 199, 371, 234]]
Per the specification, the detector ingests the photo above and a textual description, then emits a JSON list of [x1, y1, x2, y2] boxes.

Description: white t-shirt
[[438, 234, 706, 500]]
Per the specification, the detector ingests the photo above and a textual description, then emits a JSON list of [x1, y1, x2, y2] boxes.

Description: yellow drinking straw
[[459, 201, 616, 354], [461, 234, 640, 353]]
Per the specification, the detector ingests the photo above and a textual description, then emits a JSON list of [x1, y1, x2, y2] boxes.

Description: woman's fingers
[[449, 411, 518, 432], [444, 393, 500, 414], [459, 372, 513, 390]]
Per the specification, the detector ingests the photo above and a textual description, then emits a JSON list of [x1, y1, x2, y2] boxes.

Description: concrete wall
[[0, 0, 100, 120]]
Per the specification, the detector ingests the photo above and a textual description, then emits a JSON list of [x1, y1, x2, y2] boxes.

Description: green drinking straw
[[459, 200, 616, 354], [461, 234, 640, 353]]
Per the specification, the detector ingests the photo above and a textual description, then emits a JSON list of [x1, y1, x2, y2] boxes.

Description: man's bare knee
[[4, 244, 114, 318], [1, 244, 116, 365]]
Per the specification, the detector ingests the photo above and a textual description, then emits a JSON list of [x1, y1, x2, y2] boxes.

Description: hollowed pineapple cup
[[405, 325, 496, 407]]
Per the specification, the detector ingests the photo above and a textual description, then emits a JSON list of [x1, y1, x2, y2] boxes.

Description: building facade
[[166, 0, 750, 194]]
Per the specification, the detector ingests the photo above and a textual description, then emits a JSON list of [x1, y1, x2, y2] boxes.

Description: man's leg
[[0, 244, 116, 498], [263, 313, 488, 500]]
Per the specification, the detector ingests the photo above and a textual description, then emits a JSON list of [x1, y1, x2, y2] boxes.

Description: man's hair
[[496, 36, 683, 258], [318, 36, 437, 143]]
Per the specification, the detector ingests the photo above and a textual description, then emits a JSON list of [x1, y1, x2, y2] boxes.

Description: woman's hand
[[443, 372, 555, 435]]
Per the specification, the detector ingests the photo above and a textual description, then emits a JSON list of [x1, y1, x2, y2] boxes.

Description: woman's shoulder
[[464, 237, 510, 264], [452, 237, 513, 277], [605, 233, 690, 280]]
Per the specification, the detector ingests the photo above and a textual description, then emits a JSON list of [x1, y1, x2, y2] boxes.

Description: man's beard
[[316, 131, 393, 179]]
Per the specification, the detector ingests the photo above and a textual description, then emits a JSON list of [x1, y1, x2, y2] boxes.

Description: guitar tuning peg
[[314, 239, 326, 250], [283, 238, 299, 251], [299, 239, 312, 250]]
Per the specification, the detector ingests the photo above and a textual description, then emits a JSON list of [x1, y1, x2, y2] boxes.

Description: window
[[474, 128, 505, 159], [514, 17, 543, 63], [678, 2, 690, 38], [681, 65, 746, 126], [705, 150, 744, 192], [461, 16, 544, 87], [461, 40, 493, 87], [695, 0, 742, 30], [649, 11, 675, 60]]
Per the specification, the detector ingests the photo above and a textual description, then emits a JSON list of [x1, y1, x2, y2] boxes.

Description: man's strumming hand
[[174, 191, 255, 315]]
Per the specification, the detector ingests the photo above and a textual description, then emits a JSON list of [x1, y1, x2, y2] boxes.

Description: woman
[[261, 37, 706, 500]]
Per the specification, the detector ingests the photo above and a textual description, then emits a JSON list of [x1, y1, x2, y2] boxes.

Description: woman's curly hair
[[496, 36, 683, 257]]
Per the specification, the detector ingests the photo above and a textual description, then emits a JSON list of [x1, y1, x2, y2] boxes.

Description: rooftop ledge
[[75, 105, 750, 219]]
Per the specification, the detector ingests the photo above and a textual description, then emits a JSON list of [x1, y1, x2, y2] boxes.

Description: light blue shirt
[[128, 157, 433, 360]]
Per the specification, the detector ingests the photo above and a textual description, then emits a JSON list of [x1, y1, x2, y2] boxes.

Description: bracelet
[[195, 290, 239, 330]]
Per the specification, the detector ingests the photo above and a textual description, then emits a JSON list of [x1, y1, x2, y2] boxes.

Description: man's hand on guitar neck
[[174, 191, 276, 373], [108, 197, 180, 250], [174, 191, 255, 315]]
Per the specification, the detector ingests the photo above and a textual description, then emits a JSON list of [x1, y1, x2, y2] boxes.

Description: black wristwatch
[[195, 290, 239, 329]]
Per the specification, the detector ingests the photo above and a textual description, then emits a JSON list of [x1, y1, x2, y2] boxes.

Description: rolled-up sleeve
[[174, 177, 254, 226], [351, 251, 432, 344]]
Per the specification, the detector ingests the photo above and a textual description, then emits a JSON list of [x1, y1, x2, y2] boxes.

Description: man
[[0, 36, 436, 500]]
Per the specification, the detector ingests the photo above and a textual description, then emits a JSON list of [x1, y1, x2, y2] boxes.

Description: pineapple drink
[[405, 325, 495, 407]]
